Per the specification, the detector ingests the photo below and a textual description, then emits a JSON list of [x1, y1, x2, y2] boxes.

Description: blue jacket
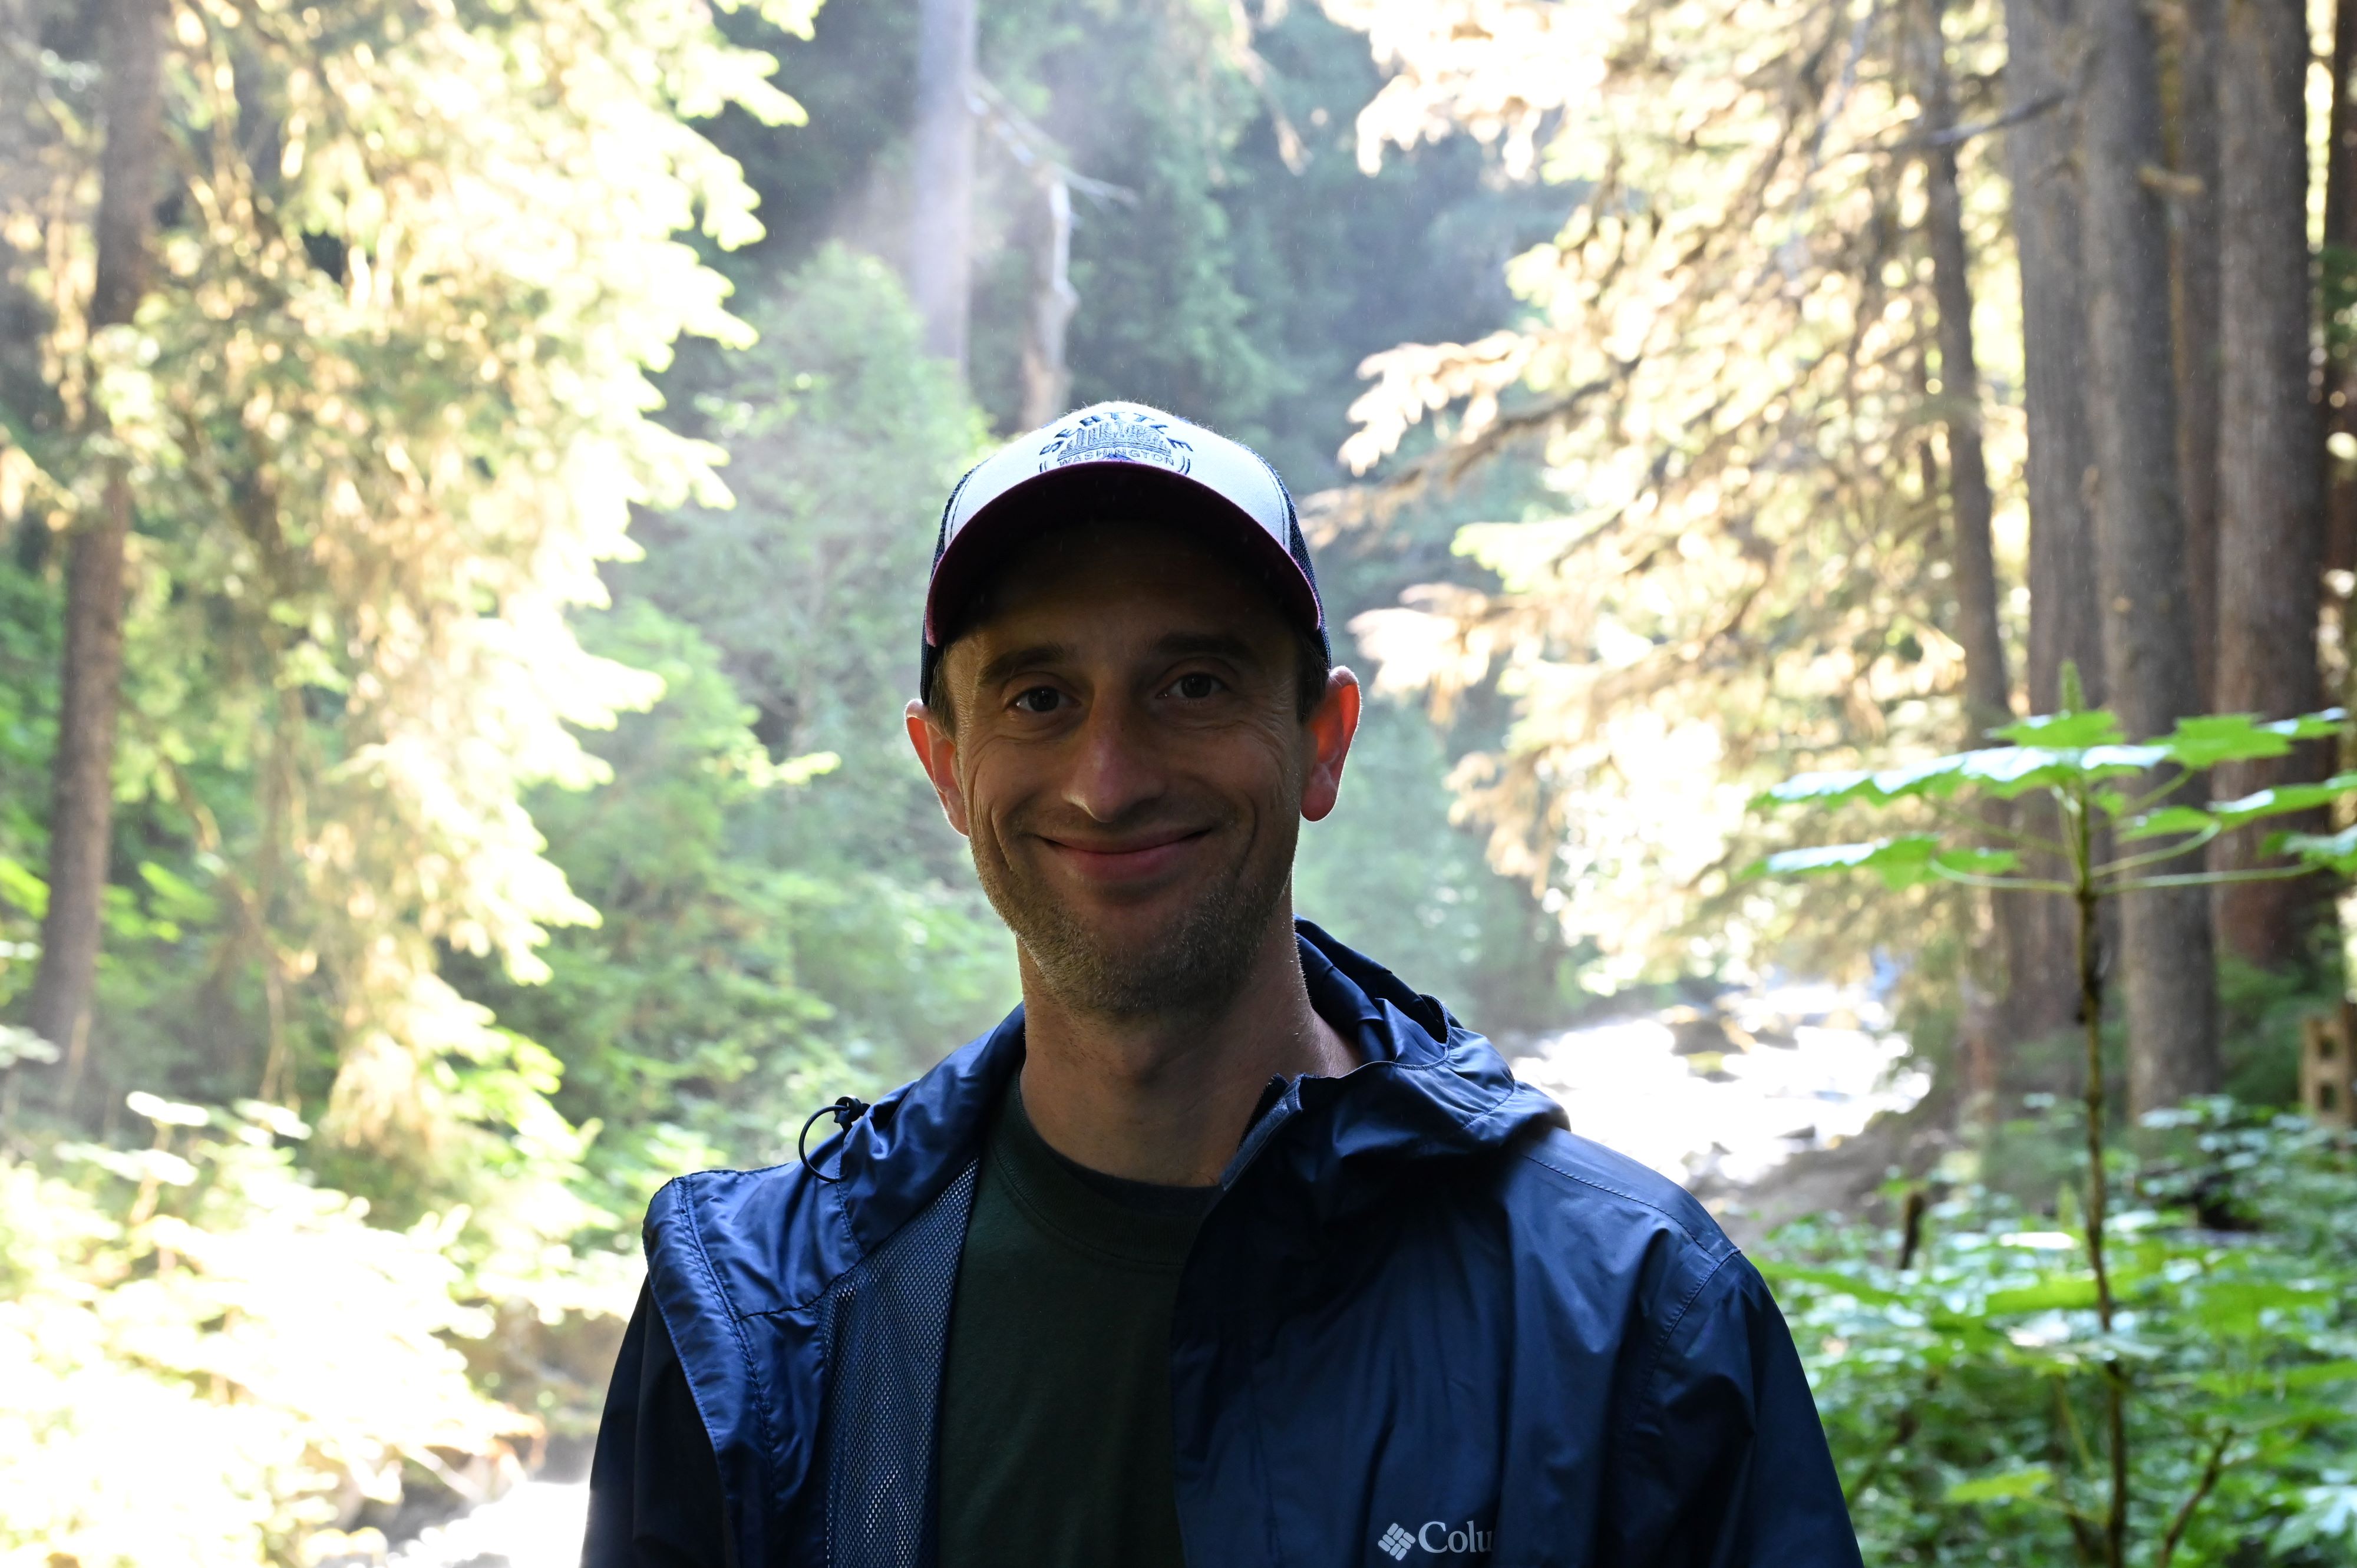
[[635, 923, 1862, 1567]]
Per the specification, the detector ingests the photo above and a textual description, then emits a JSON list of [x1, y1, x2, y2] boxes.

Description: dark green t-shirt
[[937, 1082, 1220, 1568]]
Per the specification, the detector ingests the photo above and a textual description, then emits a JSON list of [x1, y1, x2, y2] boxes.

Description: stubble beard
[[972, 817, 1298, 1021]]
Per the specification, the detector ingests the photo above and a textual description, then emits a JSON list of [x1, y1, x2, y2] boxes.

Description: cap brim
[[923, 461, 1321, 647]]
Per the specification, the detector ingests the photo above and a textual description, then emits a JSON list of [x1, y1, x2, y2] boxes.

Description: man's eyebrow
[[1148, 631, 1262, 664], [972, 632, 1267, 689], [974, 643, 1074, 688]]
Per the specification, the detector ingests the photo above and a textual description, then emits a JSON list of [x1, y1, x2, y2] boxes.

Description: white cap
[[919, 402, 1326, 692]]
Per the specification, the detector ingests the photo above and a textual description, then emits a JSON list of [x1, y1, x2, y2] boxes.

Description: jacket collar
[[823, 920, 1567, 1253]]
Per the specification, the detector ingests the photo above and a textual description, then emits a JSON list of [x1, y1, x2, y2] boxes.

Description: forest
[[4, 0, 2357, 1561]]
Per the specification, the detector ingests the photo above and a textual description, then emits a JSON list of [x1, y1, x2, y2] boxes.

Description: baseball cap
[[919, 401, 1328, 699]]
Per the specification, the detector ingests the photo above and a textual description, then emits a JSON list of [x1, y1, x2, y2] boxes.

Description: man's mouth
[[1036, 827, 1213, 884]]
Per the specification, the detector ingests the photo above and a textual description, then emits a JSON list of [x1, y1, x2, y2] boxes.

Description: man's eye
[[1168, 672, 1224, 701], [1012, 686, 1065, 714]]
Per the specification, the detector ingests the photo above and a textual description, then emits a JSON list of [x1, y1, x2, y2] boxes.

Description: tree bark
[[1019, 172, 1078, 427], [2005, 0, 2105, 1044], [2327, 0, 2357, 583], [2081, 0, 2221, 1111], [1920, 0, 2010, 739], [2171, 0, 2223, 711], [27, 0, 163, 1075], [909, 0, 979, 375], [2213, 0, 2329, 969], [1918, 0, 2023, 1112]]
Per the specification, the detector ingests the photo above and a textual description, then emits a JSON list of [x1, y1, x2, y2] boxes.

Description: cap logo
[[1036, 410, 1193, 476]]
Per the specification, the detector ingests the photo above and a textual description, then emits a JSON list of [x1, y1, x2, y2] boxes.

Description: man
[[583, 402, 1862, 1567]]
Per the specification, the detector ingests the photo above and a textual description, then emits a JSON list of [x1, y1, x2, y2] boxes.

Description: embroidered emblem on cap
[[1036, 409, 1194, 476]]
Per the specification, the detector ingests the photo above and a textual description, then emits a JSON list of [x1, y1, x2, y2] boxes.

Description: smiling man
[[582, 403, 1863, 1568]]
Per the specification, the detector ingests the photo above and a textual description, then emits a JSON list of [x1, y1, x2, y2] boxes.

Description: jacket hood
[[819, 920, 1568, 1253]]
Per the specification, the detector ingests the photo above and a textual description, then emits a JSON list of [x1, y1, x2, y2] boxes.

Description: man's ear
[[905, 699, 971, 837], [1299, 666, 1362, 824]]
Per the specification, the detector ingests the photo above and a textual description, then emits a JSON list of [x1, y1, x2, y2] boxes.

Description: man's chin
[[1048, 894, 1208, 955], [996, 883, 1277, 1016]]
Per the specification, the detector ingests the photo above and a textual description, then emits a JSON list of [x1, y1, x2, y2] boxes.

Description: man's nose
[[1062, 694, 1168, 824]]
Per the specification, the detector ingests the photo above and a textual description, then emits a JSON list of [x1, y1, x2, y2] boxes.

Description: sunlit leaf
[[2194, 1359, 2357, 1396], [126, 1090, 209, 1128], [2155, 711, 2348, 769], [0, 856, 49, 920], [2208, 773, 2357, 827], [1990, 711, 2122, 748], [1983, 1276, 2099, 1315], [2276, 1481, 2357, 1552], [2279, 827, 2357, 874], [1755, 770, 1882, 808], [1935, 847, 2021, 877], [0, 1026, 58, 1070], [1756, 741, 2174, 814], [2120, 806, 2217, 841], [1944, 1467, 2054, 1504], [2076, 744, 2174, 777], [58, 1141, 199, 1186], [233, 1100, 312, 1140], [2270, 707, 2348, 738], [1755, 1263, 1910, 1306], [1752, 837, 1939, 889]]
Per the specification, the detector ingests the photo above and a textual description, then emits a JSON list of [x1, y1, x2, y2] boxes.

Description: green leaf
[[1983, 1275, 2099, 1314], [1755, 770, 1891, 808], [1990, 711, 2122, 748], [2181, 1277, 2333, 1329], [2209, 773, 2357, 827], [137, 861, 218, 927], [1935, 847, 2021, 877], [1755, 1263, 1910, 1306], [1945, 1467, 2054, 1504], [2120, 805, 2216, 841], [1754, 837, 1942, 889], [2280, 827, 2357, 874], [1754, 742, 2169, 812], [0, 856, 48, 920], [2155, 710, 2348, 770], [2194, 1359, 2357, 1396], [2269, 707, 2348, 739]]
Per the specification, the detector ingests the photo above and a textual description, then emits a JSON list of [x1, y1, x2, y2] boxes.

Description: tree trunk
[[2328, 0, 2357, 585], [27, 0, 163, 1077], [1019, 172, 1078, 428], [2005, 0, 2105, 1045], [2213, 0, 2329, 969], [2171, 0, 2223, 711], [1918, 0, 2022, 1113], [909, 0, 979, 375], [1921, 0, 2010, 740], [2081, 0, 2221, 1111]]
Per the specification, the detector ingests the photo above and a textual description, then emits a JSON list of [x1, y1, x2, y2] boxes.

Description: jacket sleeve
[[1611, 1253, 1864, 1568], [582, 1286, 737, 1568]]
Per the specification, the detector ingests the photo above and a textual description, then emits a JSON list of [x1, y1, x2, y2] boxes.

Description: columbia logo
[[1378, 1519, 1496, 1558]]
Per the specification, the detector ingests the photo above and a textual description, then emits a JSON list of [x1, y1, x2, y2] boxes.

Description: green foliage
[[1, 0, 823, 1191], [1750, 696, 2357, 1565], [1750, 705, 2352, 895], [1293, 691, 1582, 1029], [1779, 1104, 2357, 1566], [0, 1090, 623, 1566], [1327, 0, 2013, 993], [453, 247, 1016, 1208]]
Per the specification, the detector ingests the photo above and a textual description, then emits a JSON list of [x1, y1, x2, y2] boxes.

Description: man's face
[[907, 521, 1358, 1019]]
